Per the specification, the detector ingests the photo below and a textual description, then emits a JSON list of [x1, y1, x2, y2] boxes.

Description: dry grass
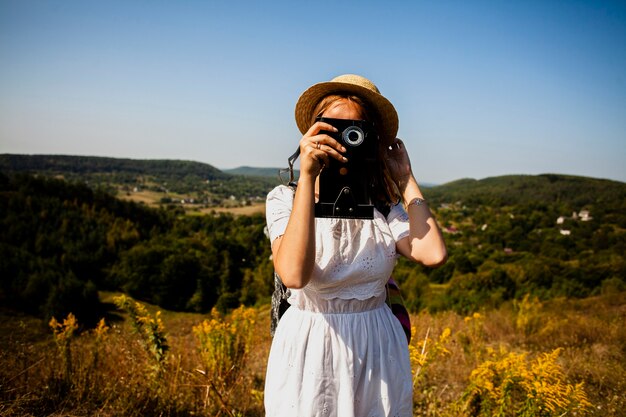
[[408, 294, 625, 416], [1, 292, 624, 416]]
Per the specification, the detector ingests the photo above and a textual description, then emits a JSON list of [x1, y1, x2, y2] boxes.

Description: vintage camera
[[315, 117, 378, 219]]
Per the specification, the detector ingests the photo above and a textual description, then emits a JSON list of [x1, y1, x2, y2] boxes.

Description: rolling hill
[[1, 158, 624, 320], [427, 173, 625, 209], [0, 154, 280, 204], [223, 166, 289, 178]]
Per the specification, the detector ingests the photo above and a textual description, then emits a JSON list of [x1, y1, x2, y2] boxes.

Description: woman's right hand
[[299, 121, 348, 178]]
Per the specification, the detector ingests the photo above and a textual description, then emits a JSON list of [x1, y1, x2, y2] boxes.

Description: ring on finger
[[316, 142, 321, 150]]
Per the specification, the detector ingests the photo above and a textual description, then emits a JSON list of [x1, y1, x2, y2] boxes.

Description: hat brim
[[294, 81, 398, 146]]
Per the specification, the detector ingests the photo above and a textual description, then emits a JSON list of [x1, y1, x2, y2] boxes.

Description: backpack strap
[[270, 271, 291, 337]]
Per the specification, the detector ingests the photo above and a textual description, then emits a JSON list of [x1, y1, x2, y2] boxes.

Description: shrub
[[462, 347, 592, 416], [193, 305, 257, 413], [113, 295, 169, 376]]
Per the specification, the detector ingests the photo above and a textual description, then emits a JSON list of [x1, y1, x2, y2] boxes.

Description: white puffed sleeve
[[386, 203, 410, 242], [265, 185, 295, 243]]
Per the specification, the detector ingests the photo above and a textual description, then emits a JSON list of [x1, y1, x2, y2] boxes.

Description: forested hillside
[[0, 154, 278, 206], [1, 166, 624, 326], [427, 174, 624, 208], [393, 173, 626, 313], [0, 172, 273, 326], [223, 166, 294, 178]]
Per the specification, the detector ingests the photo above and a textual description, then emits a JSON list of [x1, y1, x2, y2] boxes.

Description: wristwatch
[[407, 197, 426, 208]]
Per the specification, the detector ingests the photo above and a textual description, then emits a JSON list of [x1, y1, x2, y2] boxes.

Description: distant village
[[557, 209, 592, 235], [128, 184, 264, 208], [437, 201, 594, 256]]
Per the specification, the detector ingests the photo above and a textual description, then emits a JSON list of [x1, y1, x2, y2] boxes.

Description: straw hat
[[294, 74, 398, 146]]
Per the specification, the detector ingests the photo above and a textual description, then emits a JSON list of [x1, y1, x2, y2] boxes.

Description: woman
[[265, 74, 447, 417]]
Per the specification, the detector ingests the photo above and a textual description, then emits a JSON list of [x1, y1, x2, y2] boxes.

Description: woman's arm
[[271, 174, 316, 289], [386, 139, 447, 267], [395, 175, 447, 266], [272, 121, 346, 288]]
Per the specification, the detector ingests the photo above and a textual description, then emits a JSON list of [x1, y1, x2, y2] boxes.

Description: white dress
[[264, 185, 413, 417]]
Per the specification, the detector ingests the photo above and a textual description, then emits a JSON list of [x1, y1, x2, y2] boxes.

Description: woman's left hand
[[384, 138, 413, 188]]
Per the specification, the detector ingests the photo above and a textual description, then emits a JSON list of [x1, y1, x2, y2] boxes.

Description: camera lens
[[342, 126, 365, 147]]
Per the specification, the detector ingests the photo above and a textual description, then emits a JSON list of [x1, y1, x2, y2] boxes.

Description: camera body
[[315, 117, 378, 219]]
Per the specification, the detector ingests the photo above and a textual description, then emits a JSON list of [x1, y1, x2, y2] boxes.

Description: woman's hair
[[311, 94, 401, 207], [311, 94, 373, 125]]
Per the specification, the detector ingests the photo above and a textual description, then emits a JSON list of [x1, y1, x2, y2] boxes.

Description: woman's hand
[[384, 138, 413, 190], [299, 121, 348, 179]]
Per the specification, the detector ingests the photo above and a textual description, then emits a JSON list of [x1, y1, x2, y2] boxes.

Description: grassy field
[[117, 188, 267, 216], [198, 203, 265, 216], [118, 189, 168, 206], [1, 291, 624, 416]]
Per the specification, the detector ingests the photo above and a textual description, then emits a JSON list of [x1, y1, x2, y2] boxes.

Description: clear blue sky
[[1, 0, 625, 184]]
